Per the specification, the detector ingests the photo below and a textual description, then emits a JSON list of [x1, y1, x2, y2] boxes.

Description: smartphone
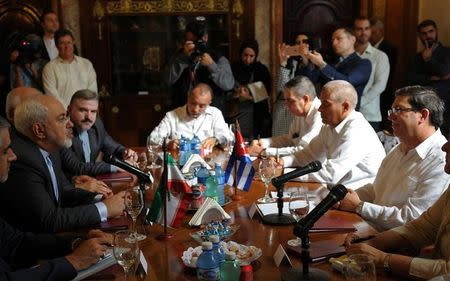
[[307, 38, 322, 51], [284, 45, 301, 56]]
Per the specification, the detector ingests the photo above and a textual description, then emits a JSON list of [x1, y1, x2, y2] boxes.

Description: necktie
[[79, 132, 91, 163], [45, 155, 59, 201]]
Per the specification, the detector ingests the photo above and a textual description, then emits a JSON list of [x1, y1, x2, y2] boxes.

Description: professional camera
[[15, 34, 42, 66], [186, 16, 208, 58]]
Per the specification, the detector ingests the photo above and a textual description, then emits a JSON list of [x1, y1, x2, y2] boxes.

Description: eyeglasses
[[388, 107, 419, 115], [295, 39, 309, 44]]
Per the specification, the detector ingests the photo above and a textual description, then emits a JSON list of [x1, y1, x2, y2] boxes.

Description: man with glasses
[[0, 95, 126, 233], [248, 76, 322, 157], [272, 33, 312, 136], [339, 86, 450, 230]]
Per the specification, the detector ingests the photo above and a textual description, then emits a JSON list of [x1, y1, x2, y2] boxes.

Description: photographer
[[163, 17, 234, 113], [10, 34, 47, 91]]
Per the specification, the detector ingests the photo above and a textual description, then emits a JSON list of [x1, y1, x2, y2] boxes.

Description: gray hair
[[5, 87, 42, 122], [0, 116, 11, 147], [70, 89, 99, 105], [284, 76, 317, 99], [395, 86, 444, 128], [322, 80, 357, 109], [370, 17, 384, 30], [14, 98, 48, 137]]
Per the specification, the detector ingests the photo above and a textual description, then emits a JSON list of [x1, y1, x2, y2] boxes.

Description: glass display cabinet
[[80, 0, 251, 146]]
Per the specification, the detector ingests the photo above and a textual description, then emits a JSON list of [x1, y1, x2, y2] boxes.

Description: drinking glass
[[287, 187, 310, 247], [113, 230, 138, 281], [344, 254, 376, 281], [137, 152, 147, 171], [257, 158, 276, 203], [146, 135, 161, 169], [125, 186, 146, 241]]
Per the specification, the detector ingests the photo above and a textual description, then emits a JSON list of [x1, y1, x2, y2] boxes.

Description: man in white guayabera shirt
[[247, 75, 322, 157], [339, 86, 450, 231], [276, 80, 385, 189], [149, 83, 233, 151]]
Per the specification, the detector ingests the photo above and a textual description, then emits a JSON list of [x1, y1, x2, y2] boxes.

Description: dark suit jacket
[[60, 118, 125, 177], [406, 42, 450, 98], [377, 39, 398, 123], [0, 133, 101, 233], [300, 52, 372, 110], [0, 218, 77, 280]]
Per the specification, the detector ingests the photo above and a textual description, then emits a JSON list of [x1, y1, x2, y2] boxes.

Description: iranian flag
[[146, 154, 192, 228]]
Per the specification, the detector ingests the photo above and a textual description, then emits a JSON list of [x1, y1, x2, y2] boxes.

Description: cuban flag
[[224, 129, 255, 191]]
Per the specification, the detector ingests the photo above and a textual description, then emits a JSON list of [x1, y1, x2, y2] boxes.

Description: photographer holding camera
[[10, 34, 47, 91], [163, 17, 234, 113]]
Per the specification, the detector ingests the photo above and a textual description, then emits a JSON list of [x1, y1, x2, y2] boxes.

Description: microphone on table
[[294, 184, 348, 235], [104, 154, 153, 184], [271, 161, 322, 187]]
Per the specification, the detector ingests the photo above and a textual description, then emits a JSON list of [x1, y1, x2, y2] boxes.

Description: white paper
[[188, 197, 231, 226], [273, 244, 292, 267], [256, 202, 315, 217], [181, 154, 211, 174], [72, 249, 116, 281], [247, 203, 258, 219], [247, 81, 269, 103], [139, 250, 148, 275]]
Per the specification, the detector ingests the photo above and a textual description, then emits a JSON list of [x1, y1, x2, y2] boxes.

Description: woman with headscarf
[[231, 39, 271, 140]]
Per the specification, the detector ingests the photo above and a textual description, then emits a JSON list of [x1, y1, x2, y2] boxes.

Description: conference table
[[96, 167, 396, 281]]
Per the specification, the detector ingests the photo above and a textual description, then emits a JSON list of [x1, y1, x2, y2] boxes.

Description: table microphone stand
[[282, 225, 330, 281], [262, 183, 295, 225]]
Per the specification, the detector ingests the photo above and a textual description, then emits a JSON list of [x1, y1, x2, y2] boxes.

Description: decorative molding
[[106, 0, 229, 14]]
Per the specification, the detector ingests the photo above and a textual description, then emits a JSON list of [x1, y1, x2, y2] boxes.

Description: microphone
[[271, 161, 322, 187], [104, 154, 153, 184], [294, 184, 348, 235]]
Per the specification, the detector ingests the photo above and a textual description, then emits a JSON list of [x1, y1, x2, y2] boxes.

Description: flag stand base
[[231, 194, 242, 201], [157, 233, 174, 241]]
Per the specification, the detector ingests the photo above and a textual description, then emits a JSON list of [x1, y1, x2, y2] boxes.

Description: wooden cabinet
[[79, 0, 252, 146]]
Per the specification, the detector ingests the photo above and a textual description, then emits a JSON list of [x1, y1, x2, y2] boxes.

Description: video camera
[[186, 16, 208, 58], [15, 34, 42, 66]]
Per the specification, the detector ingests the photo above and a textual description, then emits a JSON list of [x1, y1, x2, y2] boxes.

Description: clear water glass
[[125, 186, 146, 241], [257, 158, 276, 203], [113, 230, 138, 281], [344, 254, 376, 281], [287, 187, 310, 247]]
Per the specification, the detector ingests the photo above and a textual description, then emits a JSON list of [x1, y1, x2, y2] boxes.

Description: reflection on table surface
[[97, 169, 396, 281]]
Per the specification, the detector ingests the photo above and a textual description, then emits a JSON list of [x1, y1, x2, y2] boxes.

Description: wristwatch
[[383, 254, 392, 273], [355, 201, 364, 215]]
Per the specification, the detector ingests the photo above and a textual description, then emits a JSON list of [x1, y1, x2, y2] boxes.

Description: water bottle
[[197, 242, 220, 281], [220, 252, 240, 281], [209, 235, 225, 266], [191, 135, 202, 155], [205, 171, 219, 203], [214, 163, 225, 206], [179, 135, 191, 167], [196, 165, 209, 185]]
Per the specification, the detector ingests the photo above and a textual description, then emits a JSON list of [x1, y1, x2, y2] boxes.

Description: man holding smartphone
[[272, 33, 311, 136], [299, 27, 372, 111]]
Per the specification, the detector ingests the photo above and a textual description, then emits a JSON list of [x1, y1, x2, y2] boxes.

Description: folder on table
[[286, 240, 346, 263]]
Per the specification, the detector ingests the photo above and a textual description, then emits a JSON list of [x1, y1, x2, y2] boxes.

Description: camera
[[186, 16, 208, 58], [15, 34, 42, 66]]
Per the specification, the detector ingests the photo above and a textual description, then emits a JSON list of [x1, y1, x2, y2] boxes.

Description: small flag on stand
[[146, 154, 192, 228], [224, 128, 255, 191]]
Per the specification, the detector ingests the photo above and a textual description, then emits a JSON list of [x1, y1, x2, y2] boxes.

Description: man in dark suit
[[40, 10, 59, 61], [299, 27, 372, 111], [0, 95, 126, 233], [0, 115, 113, 280], [61, 89, 137, 177], [370, 17, 398, 130]]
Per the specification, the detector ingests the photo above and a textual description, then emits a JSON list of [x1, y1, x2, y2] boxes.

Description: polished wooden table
[[96, 173, 395, 281]]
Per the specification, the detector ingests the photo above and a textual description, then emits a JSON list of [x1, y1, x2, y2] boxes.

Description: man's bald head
[[5, 87, 42, 124]]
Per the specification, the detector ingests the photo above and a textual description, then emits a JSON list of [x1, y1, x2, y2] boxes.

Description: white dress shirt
[[42, 36, 59, 60], [42, 55, 98, 107], [281, 110, 385, 189], [149, 105, 233, 145], [260, 97, 322, 156], [392, 187, 450, 279], [356, 129, 450, 230], [358, 43, 390, 122]]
